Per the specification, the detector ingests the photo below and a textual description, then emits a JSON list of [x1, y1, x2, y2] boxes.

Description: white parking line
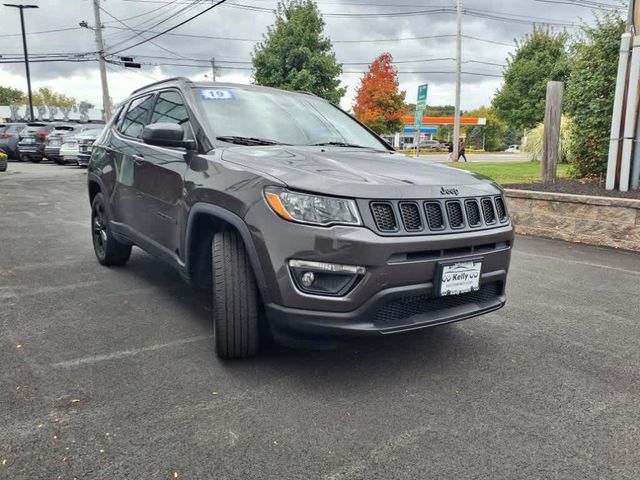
[[514, 250, 640, 276], [51, 335, 213, 368], [323, 425, 433, 480]]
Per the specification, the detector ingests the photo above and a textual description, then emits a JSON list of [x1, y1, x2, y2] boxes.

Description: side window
[[119, 94, 154, 139], [150, 90, 194, 140]]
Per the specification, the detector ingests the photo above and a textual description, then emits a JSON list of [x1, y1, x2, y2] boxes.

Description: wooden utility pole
[[452, 0, 462, 162], [92, 0, 111, 121], [541, 81, 564, 183]]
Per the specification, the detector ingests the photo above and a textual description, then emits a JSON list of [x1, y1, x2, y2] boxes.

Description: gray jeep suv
[[88, 77, 513, 359]]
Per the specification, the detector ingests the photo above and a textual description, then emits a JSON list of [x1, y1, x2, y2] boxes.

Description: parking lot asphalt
[[1, 162, 640, 479]]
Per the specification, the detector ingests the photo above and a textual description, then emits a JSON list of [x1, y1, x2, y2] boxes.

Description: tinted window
[[150, 90, 193, 140], [120, 95, 154, 138], [196, 87, 388, 151]]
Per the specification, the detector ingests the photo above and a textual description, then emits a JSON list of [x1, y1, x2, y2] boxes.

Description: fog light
[[301, 271, 315, 287], [288, 260, 365, 297]]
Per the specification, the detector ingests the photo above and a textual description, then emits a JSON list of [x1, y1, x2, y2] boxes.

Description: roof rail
[[130, 76, 193, 95]]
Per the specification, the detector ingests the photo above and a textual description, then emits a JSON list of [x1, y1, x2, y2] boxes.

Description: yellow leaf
[[16, 344, 22, 349]]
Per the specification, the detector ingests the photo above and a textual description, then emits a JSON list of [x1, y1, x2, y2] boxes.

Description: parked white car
[[60, 137, 80, 165], [505, 144, 521, 153]]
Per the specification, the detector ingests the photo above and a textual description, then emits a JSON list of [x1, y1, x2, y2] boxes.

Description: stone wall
[[504, 189, 640, 251]]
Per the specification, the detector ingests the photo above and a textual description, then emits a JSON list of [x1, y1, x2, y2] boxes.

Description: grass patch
[[450, 160, 570, 185]]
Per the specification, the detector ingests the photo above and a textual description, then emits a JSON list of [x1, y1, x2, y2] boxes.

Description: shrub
[[524, 115, 574, 164]]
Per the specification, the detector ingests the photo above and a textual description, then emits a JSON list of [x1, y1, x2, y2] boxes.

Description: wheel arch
[[185, 203, 271, 304]]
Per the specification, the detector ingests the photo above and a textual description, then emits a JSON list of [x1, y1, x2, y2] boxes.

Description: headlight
[[264, 187, 361, 227]]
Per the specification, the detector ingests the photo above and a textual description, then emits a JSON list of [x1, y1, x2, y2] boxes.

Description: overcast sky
[[0, 0, 627, 111]]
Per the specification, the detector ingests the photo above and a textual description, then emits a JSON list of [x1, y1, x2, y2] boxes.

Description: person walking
[[447, 141, 454, 161], [458, 138, 468, 162]]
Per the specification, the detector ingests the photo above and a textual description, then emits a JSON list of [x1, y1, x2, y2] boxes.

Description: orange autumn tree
[[353, 52, 407, 135]]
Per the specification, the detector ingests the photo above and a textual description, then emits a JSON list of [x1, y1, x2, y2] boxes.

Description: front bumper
[[266, 270, 506, 337], [45, 146, 62, 160], [244, 200, 513, 337], [77, 153, 90, 166]]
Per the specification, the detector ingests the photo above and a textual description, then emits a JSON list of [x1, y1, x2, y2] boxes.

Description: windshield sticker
[[200, 89, 234, 100]]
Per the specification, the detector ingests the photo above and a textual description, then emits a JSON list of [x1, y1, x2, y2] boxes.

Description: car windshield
[[195, 87, 389, 151]]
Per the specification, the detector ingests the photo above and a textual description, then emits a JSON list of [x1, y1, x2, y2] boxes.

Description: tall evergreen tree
[[252, 0, 345, 104]]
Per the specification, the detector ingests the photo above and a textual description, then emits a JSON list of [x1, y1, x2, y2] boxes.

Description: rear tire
[[212, 230, 260, 359], [91, 192, 132, 266], [30, 157, 42, 163]]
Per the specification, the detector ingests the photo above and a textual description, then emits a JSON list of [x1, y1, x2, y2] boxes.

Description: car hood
[[219, 146, 500, 199]]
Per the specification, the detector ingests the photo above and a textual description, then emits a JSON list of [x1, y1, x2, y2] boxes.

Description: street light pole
[[4, 3, 38, 122], [453, 0, 462, 162]]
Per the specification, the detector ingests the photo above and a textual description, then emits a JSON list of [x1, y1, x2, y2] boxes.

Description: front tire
[[91, 192, 132, 266], [212, 230, 260, 359]]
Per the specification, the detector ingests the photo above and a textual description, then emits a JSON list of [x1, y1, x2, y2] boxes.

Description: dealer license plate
[[439, 260, 482, 296]]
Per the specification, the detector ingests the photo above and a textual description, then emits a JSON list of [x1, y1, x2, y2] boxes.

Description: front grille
[[399, 202, 422, 231], [495, 197, 507, 222], [366, 195, 508, 235], [375, 282, 501, 324], [465, 200, 482, 227], [481, 198, 496, 224], [371, 202, 398, 231], [424, 202, 445, 230], [446, 201, 464, 229]]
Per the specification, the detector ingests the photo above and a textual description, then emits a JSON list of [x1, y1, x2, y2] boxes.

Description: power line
[[109, 0, 227, 55]]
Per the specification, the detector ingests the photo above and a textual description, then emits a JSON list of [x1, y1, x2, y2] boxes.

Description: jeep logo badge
[[440, 187, 459, 196]]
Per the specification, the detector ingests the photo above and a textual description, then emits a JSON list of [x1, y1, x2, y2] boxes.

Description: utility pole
[[211, 57, 217, 81], [452, 0, 462, 162], [541, 81, 564, 183], [4, 3, 38, 122], [92, 0, 111, 121]]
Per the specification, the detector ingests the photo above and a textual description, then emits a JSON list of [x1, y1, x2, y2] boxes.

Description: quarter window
[[120, 94, 154, 138], [150, 90, 194, 140]]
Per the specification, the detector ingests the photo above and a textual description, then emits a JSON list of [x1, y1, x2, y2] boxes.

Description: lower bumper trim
[[266, 271, 507, 338]]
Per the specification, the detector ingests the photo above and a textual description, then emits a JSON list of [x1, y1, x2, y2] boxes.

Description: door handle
[[132, 154, 145, 165]]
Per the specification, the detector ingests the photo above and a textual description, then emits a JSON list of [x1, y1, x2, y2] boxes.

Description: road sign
[[414, 84, 428, 128]]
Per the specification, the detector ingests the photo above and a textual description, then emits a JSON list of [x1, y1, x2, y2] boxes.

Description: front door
[[129, 89, 195, 256]]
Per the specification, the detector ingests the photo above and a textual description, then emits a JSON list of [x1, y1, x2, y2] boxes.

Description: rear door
[[130, 89, 195, 254]]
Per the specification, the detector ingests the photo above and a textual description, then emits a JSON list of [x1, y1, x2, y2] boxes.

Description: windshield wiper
[[217, 135, 286, 146], [312, 141, 370, 148]]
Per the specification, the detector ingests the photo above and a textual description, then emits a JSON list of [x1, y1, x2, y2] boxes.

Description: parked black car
[[88, 77, 513, 359], [17, 122, 59, 162], [0, 123, 27, 159]]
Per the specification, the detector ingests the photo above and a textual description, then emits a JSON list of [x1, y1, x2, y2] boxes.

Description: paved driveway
[[1, 163, 639, 479]]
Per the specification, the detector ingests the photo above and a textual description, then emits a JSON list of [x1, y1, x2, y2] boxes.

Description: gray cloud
[[0, 0, 623, 108]]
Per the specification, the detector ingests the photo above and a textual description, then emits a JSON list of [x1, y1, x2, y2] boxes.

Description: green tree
[[252, 0, 345, 103], [26, 87, 76, 107], [493, 28, 570, 131], [468, 126, 483, 149], [504, 126, 518, 146], [565, 13, 625, 177], [464, 106, 507, 152], [0, 86, 24, 104]]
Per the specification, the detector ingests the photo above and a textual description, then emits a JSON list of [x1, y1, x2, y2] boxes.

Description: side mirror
[[142, 122, 195, 150]]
